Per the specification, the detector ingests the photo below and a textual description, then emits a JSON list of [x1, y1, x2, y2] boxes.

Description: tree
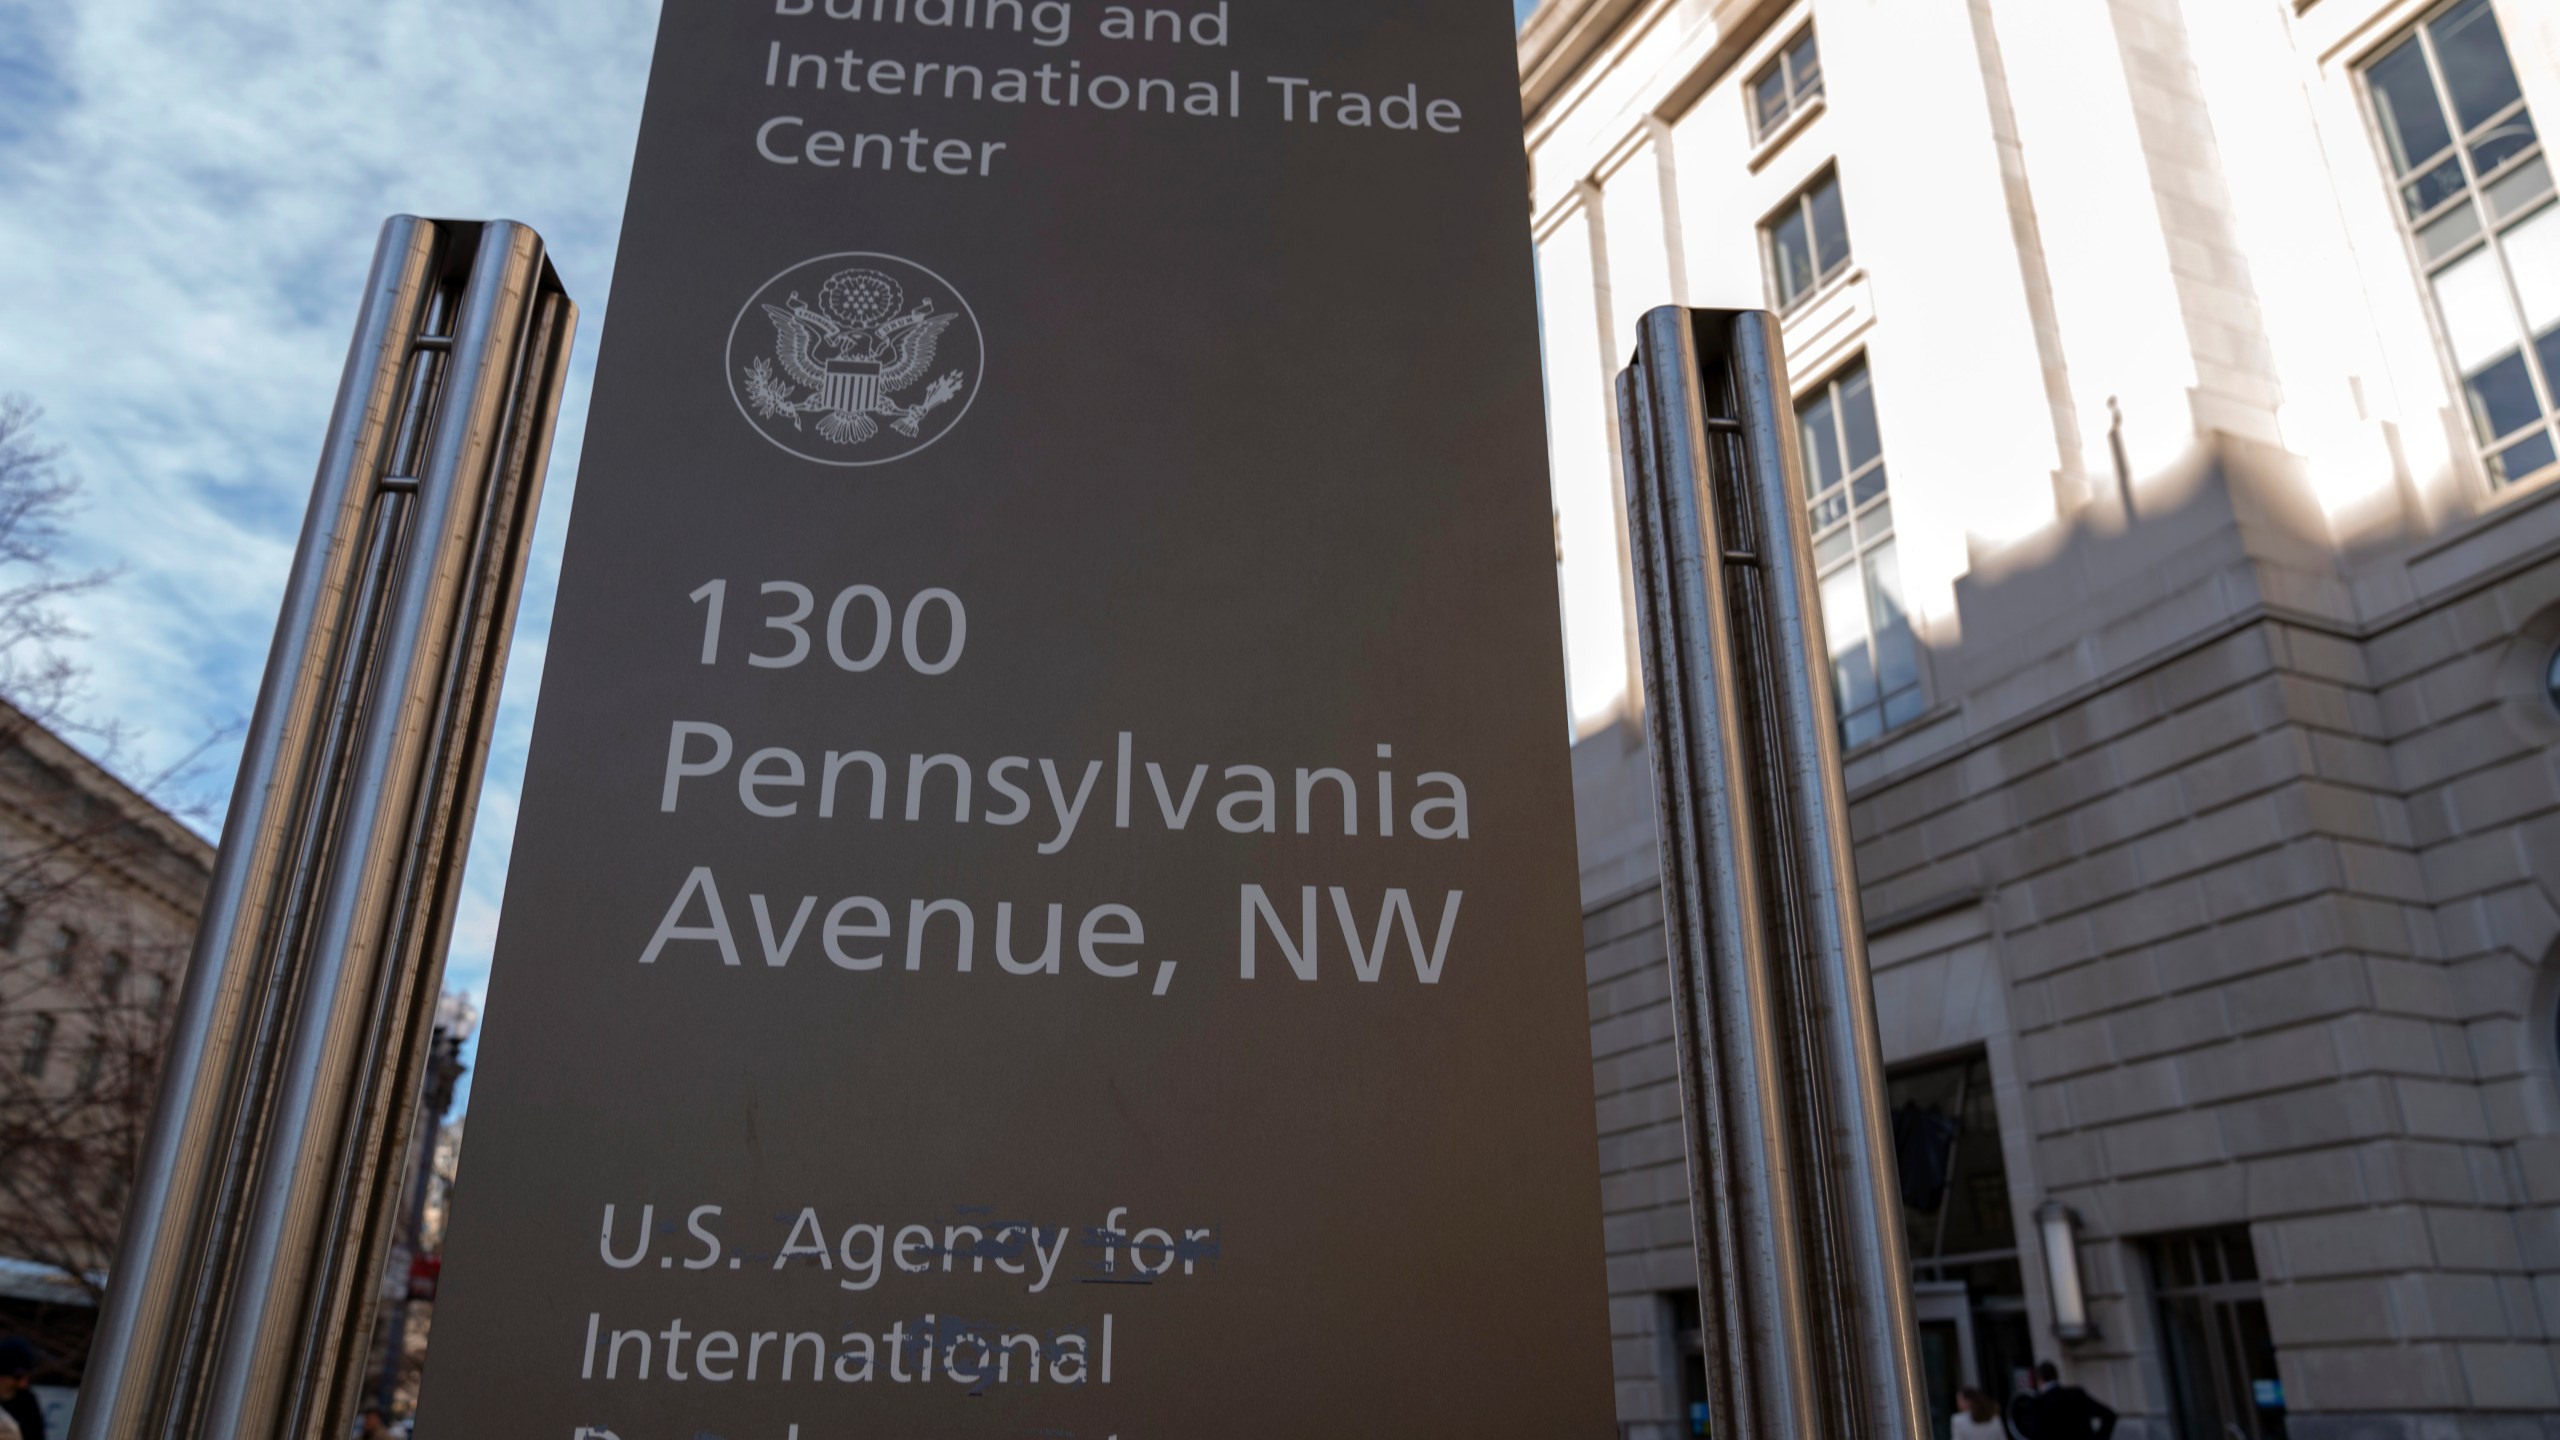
[[0, 397, 110, 735], [0, 398, 213, 1381]]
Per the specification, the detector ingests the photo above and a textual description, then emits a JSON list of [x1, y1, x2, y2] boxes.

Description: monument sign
[[422, 2, 1613, 1432]]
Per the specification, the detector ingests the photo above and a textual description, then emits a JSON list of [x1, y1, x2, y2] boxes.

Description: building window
[[1889, 1053, 2033, 1438], [75, 1034, 104, 1095], [1764, 170, 1851, 312], [45, 925, 77, 978], [1750, 27, 1823, 142], [1798, 359, 1923, 746], [20, 1012, 54, 1079], [2150, 1229, 2287, 1440], [2363, 0, 2558, 490], [0, 896, 25, 951], [102, 950, 129, 1003]]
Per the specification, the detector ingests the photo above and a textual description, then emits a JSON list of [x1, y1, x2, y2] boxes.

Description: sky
[[0, 0, 661, 1104], [0, 0, 1533, 1109]]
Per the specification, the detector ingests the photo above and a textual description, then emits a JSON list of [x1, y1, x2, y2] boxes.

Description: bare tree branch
[[0, 398, 208, 1380], [0, 398, 118, 739]]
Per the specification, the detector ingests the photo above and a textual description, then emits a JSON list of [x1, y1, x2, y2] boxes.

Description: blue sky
[[0, 0, 1527, 1107], [0, 0, 661, 1102]]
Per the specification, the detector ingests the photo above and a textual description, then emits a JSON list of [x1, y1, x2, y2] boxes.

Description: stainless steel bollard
[[1616, 307, 1927, 1440], [73, 218, 575, 1440]]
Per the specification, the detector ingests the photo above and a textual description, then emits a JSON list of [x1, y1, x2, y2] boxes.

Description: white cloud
[[0, 0, 664, 1103]]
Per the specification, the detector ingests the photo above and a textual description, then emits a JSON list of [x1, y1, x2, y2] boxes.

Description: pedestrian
[[2020, 1359, 2118, 1439], [1950, 1385, 2006, 1439], [0, 1341, 41, 1440], [354, 1407, 390, 1440]]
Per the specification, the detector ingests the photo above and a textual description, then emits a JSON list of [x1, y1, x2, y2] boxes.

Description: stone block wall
[[1570, 454, 2560, 1436]]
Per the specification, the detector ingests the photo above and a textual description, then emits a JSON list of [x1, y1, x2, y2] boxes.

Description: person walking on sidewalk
[[2016, 1359, 2118, 1440], [1951, 1385, 2007, 1440]]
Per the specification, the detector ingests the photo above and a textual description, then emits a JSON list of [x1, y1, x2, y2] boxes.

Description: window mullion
[[1831, 381, 1853, 500], [2416, 30, 2457, 180], [2415, 26, 2485, 190], [1808, 190, 1827, 288], [1790, 194, 1809, 305], [2423, 230, 2488, 278], [1829, 382, 1881, 697], [1831, 378, 1851, 525], [2472, 95, 2530, 146], [2484, 215, 2560, 422]]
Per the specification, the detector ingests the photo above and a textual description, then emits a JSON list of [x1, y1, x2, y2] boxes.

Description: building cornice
[[1518, 0, 1653, 122], [1520, 0, 1799, 153], [6, 708, 214, 862], [0, 699, 217, 915]]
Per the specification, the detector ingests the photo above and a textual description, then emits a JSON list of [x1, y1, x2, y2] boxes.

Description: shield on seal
[[824, 357, 885, 418]]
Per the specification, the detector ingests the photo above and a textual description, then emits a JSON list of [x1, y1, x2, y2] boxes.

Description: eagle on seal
[[742, 267, 966, 445]]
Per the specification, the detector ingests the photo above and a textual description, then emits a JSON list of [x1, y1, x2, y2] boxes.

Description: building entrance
[[1888, 1053, 2034, 1437], [1913, 1281, 1978, 1439]]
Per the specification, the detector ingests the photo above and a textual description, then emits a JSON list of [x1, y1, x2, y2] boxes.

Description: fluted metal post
[[73, 218, 575, 1440], [1617, 307, 1927, 1440]]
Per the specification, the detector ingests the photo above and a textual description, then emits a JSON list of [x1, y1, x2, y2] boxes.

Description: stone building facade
[[0, 703, 213, 1384], [1523, 0, 2560, 1434]]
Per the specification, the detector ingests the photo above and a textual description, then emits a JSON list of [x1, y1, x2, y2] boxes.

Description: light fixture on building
[[2037, 1200, 2094, 1344]]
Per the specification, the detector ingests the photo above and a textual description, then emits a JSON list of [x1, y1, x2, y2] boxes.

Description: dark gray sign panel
[[422, 2, 1611, 1433]]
